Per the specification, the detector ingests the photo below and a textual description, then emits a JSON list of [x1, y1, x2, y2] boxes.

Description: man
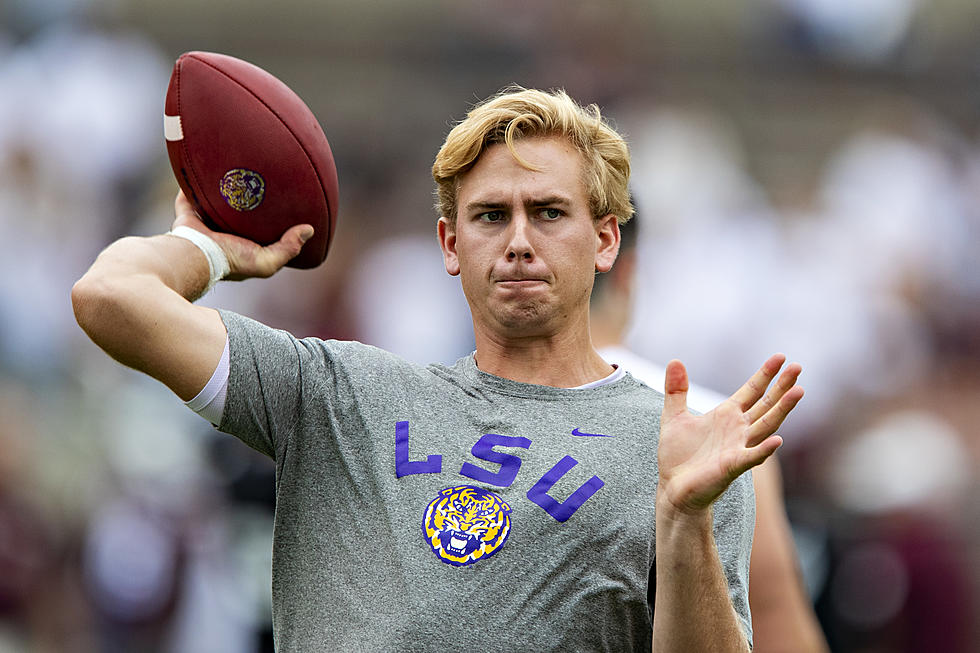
[[72, 86, 802, 651], [592, 218, 829, 653]]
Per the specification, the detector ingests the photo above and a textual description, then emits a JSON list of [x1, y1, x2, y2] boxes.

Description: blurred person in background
[[72, 86, 805, 651], [591, 216, 829, 653]]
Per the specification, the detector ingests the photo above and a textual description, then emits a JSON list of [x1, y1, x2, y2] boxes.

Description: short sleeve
[[217, 310, 311, 459]]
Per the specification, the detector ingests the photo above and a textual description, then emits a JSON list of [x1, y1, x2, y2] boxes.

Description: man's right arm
[[71, 191, 313, 401]]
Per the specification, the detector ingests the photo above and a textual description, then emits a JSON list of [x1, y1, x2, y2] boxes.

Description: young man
[[73, 87, 802, 651]]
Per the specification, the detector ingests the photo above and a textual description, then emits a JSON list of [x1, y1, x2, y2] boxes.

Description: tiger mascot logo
[[219, 168, 265, 211], [422, 486, 512, 567]]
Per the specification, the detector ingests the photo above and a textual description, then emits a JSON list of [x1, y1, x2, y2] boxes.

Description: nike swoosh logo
[[571, 428, 613, 438]]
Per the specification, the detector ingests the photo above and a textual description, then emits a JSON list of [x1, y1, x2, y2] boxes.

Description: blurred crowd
[[1, 1, 979, 651]]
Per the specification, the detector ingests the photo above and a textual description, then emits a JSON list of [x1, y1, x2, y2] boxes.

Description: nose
[[505, 214, 535, 262]]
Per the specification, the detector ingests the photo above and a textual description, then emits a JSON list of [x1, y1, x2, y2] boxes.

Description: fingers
[[174, 189, 193, 216], [172, 190, 211, 232], [746, 385, 804, 447], [738, 434, 783, 472], [662, 359, 690, 420], [171, 190, 314, 279], [730, 353, 786, 412], [727, 354, 804, 447], [745, 361, 802, 423]]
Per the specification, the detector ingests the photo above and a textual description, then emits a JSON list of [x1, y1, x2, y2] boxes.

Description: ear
[[437, 217, 460, 276], [594, 214, 620, 274]]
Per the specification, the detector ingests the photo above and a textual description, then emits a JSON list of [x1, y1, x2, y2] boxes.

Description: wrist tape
[[168, 225, 231, 296]]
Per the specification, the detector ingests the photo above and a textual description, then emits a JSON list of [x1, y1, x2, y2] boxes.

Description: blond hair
[[432, 86, 633, 226]]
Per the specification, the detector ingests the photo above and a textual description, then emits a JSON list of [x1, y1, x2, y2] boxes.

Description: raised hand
[[172, 190, 314, 280], [657, 355, 803, 516]]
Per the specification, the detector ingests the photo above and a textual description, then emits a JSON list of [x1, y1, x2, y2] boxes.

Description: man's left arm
[[652, 355, 803, 653]]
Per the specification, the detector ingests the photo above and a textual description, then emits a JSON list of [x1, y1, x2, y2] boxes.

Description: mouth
[[495, 279, 547, 288], [443, 529, 478, 555]]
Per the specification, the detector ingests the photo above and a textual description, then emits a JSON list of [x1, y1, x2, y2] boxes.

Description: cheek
[[455, 258, 490, 309], [554, 238, 599, 283], [455, 241, 494, 282]]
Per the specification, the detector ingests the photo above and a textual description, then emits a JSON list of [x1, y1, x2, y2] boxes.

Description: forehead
[[457, 136, 588, 208]]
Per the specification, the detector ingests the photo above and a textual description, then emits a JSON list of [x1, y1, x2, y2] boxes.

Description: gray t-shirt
[[217, 310, 754, 651]]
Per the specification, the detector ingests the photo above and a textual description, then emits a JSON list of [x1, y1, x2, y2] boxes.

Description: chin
[[492, 303, 555, 334]]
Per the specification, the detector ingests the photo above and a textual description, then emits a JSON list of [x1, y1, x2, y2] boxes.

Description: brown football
[[164, 51, 338, 269]]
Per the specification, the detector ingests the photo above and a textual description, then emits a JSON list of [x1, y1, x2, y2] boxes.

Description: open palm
[[657, 355, 804, 515]]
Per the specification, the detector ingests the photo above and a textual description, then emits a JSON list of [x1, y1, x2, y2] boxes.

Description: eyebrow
[[463, 196, 573, 213], [463, 201, 507, 213], [529, 196, 572, 208]]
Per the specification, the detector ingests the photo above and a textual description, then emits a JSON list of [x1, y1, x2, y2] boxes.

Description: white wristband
[[168, 225, 231, 297]]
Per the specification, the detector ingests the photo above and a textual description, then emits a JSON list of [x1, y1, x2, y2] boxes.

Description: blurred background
[[0, 0, 978, 651]]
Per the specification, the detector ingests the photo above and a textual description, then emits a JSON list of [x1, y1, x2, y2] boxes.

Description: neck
[[589, 314, 626, 350], [471, 317, 613, 387], [589, 295, 630, 351]]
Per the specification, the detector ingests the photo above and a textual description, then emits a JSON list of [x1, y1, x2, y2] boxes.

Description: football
[[164, 51, 338, 269]]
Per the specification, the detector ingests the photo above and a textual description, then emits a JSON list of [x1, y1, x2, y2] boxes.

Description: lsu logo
[[422, 486, 511, 567], [219, 168, 265, 211]]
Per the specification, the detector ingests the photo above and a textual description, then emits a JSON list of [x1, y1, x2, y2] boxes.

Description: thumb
[[662, 359, 690, 419], [233, 224, 314, 279], [265, 224, 314, 264], [290, 223, 315, 248]]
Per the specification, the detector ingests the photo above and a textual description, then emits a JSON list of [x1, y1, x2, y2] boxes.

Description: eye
[[540, 208, 562, 220], [478, 210, 505, 223]]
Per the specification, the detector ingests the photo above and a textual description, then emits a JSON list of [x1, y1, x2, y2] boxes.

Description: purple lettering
[[526, 455, 604, 522], [459, 433, 532, 488], [394, 420, 442, 478]]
